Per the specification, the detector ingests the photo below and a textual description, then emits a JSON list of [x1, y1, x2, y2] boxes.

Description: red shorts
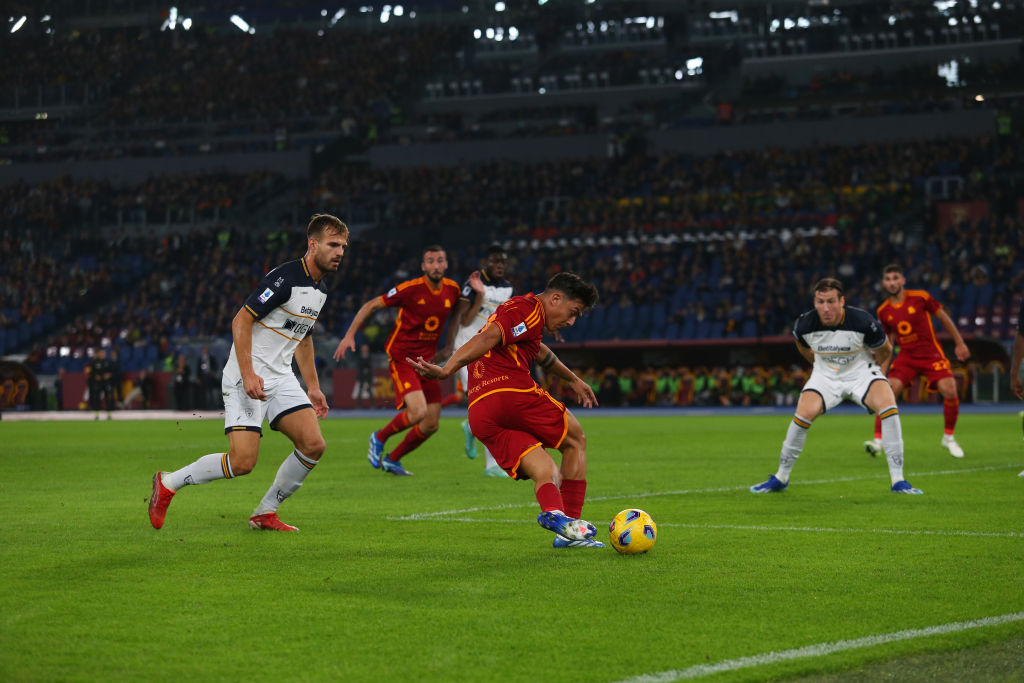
[[388, 358, 442, 409], [888, 353, 953, 390], [468, 387, 568, 480]]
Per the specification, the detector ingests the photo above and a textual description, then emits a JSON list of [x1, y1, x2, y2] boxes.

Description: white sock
[[775, 415, 811, 483], [163, 453, 232, 491], [879, 406, 905, 484], [484, 447, 499, 471], [253, 449, 317, 516]]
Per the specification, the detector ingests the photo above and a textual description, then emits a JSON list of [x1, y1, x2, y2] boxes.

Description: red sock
[[873, 414, 882, 440], [440, 393, 461, 407], [388, 424, 429, 461], [535, 482, 564, 512], [376, 411, 411, 443], [559, 479, 587, 519], [943, 397, 959, 435]]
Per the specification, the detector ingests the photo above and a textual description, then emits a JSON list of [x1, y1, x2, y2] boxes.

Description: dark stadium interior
[[1, 0, 1021, 410]]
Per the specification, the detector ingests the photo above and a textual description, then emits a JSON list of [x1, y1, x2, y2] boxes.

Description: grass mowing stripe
[[394, 463, 1022, 520], [388, 516, 1024, 538], [613, 612, 1024, 683]]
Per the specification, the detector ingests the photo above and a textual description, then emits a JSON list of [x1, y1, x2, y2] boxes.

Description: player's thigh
[[403, 389, 428, 423], [935, 375, 959, 398], [227, 430, 262, 474], [862, 378, 898, 413], [274, 407, 326, 458], [517, 445, 560, 486]]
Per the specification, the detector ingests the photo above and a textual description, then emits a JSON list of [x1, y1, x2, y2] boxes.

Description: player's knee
[[406, 405, 427, 424], [419, 420, 439, 435], [229, 451, 258, 476], [300, 436, 326, 459]]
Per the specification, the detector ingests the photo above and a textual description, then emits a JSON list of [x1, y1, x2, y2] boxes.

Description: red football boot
[[248, 512, 299, 532], [148, 472, 176, 530]]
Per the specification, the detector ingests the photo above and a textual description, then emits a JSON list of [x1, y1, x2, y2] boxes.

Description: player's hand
[[333, 336, 355, 362], [242, 373, 267, 401], [468, 270, 485, 294], [570, 378, 598, 409], [407, 356, 446, 379], [1012, 373, 1023, 400], [308, 388, 329, 418], [432, 345, 453, 364], [954, 342, 971, 362]]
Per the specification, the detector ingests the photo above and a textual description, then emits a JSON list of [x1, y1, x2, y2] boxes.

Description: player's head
[[542, 272, 599, 333], [422, 245, 448, 284], [812, 278, 845, 326], [882, 263, 906, 296], [305, 214, 350, 275], [483, 244, 508, 279]]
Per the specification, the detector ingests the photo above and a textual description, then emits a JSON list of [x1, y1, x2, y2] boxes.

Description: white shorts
[[802, 368, 888, 413], [454, 328, 476, 393], [222, 374, 312, 435]]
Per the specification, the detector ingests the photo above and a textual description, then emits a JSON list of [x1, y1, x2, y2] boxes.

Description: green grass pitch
[[1, 411, 1022, 682]]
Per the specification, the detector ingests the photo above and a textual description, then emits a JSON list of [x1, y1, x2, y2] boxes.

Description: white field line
[[389, 517, 1024, 539], [611, 611, 1024, 683], [393, 464, 1020, 521]]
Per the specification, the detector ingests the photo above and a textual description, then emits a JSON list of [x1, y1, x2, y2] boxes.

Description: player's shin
[[878, 406, 906, 484], [535, 482, 565, 512], [164, 452, 234, 490], [943, 397, 959, 435], [253, 449, 317, 515], [559, 479, 586, 519], [777, 415, 811, 483], [389, 424, 430, 460]]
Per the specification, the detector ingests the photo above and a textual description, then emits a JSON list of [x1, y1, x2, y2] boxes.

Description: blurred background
[[0, 0, 1021, 412]]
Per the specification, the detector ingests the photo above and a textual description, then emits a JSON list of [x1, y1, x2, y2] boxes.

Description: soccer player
[[750, 278, 923, 495], [863, 264, 971, 459], [442, 244, 514, 476], [1010, 293, 1024, 476], [148, 214, 350, 532], [407, 272, 605, 548], [334, 245, 460, 476]]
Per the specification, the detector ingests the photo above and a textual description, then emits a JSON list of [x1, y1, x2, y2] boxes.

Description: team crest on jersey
[[512, 322, 527, 338], [258, 288, 274, 303]]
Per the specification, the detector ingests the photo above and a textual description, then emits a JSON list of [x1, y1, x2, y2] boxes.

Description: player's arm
[[231, 307, 266, 400], [795, 341, 815, 366], [870, 337, 894, 368], [294, 335, 328, 418], [460, 271, 486, 326], [934, 307, 971, 362], [333, 296, 386, 361], [407, 324, 502, 380], [1011, 329, 1024, 400], [537, 343, 597, 408]]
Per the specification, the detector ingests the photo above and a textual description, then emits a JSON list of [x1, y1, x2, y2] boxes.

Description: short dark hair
[[546, 272, 599, 311], [306, 213, 349, 240], [883, 263, 903, 275], [422, 244, 445, 257], [485, 244, 506, 258], [813, 278, 844, 297]]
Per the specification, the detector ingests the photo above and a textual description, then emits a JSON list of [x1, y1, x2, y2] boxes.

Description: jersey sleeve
[[792, 313, 812, 348], [381, 280, 414, 308], [862, 314, 887, 349], [491, 300, 540, 346], [244, 270, 293, 321], [460, 278, 475, 303], [920, 291, 942, 314]]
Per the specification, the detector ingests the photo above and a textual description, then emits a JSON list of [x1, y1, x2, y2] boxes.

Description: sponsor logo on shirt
[[512, 322, 527, 338], [258, 288, 274, 303], [274, 277, 285, 288]]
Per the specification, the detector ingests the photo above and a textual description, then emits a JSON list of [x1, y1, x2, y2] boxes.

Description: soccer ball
[[608, 508, 657, 555]]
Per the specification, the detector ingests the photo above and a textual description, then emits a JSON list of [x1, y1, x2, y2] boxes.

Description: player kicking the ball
[[751, 278, 923, 495], [148, 215, 349, 531], [863, 264, 970, 459], [407, 272, 605, 548]]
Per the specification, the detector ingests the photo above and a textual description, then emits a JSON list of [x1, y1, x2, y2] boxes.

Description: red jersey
[[381, 276, 460, 360], [876, 289, 948, 360], [467, 292, 546, 405]]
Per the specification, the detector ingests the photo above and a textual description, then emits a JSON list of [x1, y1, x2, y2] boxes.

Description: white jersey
[[453, 269, 514, 346], [793, 305, 887, 378], [223, 257, 328, 385]]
